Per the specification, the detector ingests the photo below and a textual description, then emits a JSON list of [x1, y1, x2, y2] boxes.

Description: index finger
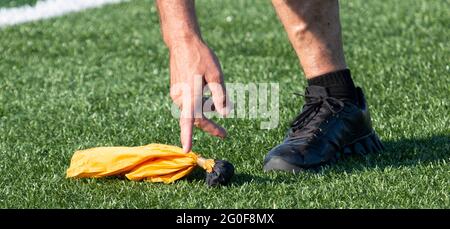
[[180, 107, 194, 153]]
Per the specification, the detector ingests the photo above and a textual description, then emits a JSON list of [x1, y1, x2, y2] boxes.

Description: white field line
[[0, 0, 126, 28]]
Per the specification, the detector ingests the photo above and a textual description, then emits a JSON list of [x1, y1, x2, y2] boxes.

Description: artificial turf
[[0, 0, 38, 8], [0, 0, 449, 208]]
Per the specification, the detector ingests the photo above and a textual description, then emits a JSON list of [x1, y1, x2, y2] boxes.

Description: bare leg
[[265, 1, 383, 173], [272, 0, 347, 78]]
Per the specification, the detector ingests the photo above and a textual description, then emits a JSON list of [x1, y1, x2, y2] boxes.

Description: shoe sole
[[263, 131, 384, 173]]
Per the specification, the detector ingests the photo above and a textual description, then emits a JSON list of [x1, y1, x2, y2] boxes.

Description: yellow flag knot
[[66, 144, 234, 186], [195, 156, 215, 173]]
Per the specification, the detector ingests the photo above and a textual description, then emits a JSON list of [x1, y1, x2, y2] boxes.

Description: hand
[[169, 37, 230, 153]]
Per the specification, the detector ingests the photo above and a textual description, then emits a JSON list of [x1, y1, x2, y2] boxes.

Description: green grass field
[[0, 0, 449, 208], [0, 0, 37, 8]]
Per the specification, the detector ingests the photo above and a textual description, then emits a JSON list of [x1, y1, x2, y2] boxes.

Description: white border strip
[[0, 0, 126, 28]]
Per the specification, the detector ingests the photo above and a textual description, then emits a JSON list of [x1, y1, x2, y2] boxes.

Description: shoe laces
[[289, 93, 345, 137]]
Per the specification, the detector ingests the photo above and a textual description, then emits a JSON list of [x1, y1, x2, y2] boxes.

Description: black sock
[[307, 69, 357, 102]]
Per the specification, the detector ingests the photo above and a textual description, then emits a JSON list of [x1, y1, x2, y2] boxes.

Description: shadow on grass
[[184, 165, 274, 186], [218, 133, 450, 185], [331, 133, 450, 173]]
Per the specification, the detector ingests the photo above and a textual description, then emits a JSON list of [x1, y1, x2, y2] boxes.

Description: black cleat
[[264, 85, 384, 172]]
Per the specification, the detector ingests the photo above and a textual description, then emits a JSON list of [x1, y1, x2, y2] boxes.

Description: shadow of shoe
[[324, 133, 450, 173]]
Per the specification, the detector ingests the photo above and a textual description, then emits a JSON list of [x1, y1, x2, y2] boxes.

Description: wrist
[[164, 32, 203, 50]]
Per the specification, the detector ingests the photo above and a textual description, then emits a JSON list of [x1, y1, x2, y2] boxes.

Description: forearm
[[156, 0, 203, 49]]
